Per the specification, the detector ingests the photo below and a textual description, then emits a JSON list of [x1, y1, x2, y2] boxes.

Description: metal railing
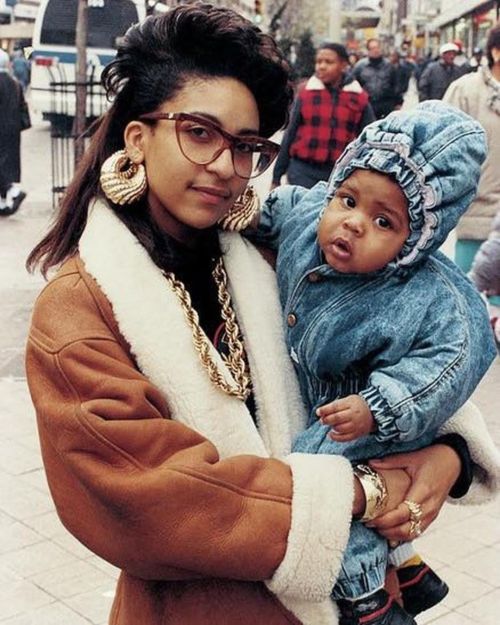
[[47, 65, 108, 207]]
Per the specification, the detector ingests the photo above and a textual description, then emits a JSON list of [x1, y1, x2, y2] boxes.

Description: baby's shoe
[[397, 561, 448, 616], [337, 588, 416, 625]]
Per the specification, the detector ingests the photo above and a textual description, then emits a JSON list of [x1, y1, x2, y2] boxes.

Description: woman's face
[[125, 77, 259, 243]]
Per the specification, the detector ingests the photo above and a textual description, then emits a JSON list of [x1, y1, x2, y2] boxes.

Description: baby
[[249, 101, 496, 625]]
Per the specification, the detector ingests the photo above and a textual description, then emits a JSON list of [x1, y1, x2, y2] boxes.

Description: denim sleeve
[[359, 311, 496, 444], [245, 185, 309, 251], [469, 214, 500, 294]]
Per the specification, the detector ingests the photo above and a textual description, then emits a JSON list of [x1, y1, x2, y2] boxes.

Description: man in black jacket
[[418, 43, 463, 101], [352, 38, 398, 119]]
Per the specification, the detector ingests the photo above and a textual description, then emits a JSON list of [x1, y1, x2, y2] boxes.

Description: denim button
[[287, 313, 297, 327], [308, 272, 321, 283]]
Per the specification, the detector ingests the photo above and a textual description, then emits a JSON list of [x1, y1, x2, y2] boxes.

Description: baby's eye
[[375, 216, 392, 229], [341, 195, 356, 209]]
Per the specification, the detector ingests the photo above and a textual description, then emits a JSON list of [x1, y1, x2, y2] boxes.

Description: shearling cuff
[[438, 401, 500, 505], [266, 453, 353, 601]]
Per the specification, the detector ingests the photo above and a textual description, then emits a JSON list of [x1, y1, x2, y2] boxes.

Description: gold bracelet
[[353, 464, 388, 522]]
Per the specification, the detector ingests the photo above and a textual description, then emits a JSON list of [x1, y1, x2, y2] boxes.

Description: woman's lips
[[191, 186, 230, 205]]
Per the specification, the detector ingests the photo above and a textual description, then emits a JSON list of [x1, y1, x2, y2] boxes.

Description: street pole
[[74, 0, 88, 165], [329, 0, 342, 42]]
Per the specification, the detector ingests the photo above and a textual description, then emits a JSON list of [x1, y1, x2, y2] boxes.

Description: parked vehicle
[[30, 0, 146, 127]]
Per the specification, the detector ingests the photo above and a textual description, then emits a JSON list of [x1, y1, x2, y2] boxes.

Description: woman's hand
[[365, 444, 461, 542]]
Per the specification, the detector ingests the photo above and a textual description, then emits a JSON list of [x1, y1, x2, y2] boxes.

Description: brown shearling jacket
[[26, 200, 357, 625]]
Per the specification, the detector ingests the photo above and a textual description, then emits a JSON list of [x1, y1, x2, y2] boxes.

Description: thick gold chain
[[163, 258, 252, 401]]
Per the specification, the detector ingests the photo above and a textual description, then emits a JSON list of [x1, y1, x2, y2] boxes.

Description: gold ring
[[404, 500, 423, 538], [403, 499, 423, 521], [409, 519, 423, 538]]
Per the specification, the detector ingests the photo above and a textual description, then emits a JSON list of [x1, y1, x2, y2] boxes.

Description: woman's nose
[[205, 146, 235, 179]]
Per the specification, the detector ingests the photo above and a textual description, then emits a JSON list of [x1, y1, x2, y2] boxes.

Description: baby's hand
[[316, 395, 375, 442]]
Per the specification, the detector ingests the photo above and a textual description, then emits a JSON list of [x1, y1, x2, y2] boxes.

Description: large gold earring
[[218, 186, 260, 232], [100, 149, 147, 205]]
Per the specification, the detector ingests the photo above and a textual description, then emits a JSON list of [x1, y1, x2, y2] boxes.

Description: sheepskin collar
[[79, 198, 306, 460]]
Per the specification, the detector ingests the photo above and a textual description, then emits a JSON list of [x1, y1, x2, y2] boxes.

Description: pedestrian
[[418, 42, 463, 101], [25, 6, 500, 625], [414, 51, 433, 82], [469, 211, 500, 300], [352, 38, 399, 118], [443, 23, 500, 273], [453, 39, 471, 75], [249, 100, 499, 625], [271, 42, 375, 189], [11, 49, 30, 93], [0, 48, 28, 216], [470, 46, 487, 71], [389, 49, 413, 105]]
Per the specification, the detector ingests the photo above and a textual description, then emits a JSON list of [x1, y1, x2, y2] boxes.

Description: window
[[40, 0, 139, 48]]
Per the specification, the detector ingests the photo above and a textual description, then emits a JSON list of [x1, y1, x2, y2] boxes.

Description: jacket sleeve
[[26, 279, 353, 601], [359, 101, 376, 130], [272, 96, 302, 184], [246, 184, 310, 251], [417, 65, 432, 101], [358, 298, 496, 444], [469, 213, 500, 294]]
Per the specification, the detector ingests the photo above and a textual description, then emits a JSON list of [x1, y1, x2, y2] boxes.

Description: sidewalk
[[0, 108, 499, 624]]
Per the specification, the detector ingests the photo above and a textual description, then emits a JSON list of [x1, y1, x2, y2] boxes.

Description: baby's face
[[318, 169, 410, 274]]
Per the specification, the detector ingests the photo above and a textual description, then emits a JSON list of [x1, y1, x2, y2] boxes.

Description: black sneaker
[[11, 190, 27, 213], [397, 562, 449, 616], [0, 191, 26, 217], [337, 588, 417, 625]]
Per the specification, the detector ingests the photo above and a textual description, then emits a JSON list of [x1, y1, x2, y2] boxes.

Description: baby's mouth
[[331, 237, 352, 258]]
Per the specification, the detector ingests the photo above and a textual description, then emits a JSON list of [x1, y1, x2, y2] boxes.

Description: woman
[[25, 6, 499, 625], [271, 42, 375, 190], [444, 23, 500, 274]]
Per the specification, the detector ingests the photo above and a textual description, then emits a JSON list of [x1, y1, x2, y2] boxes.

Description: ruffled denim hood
[[327, 100, 487, 271]]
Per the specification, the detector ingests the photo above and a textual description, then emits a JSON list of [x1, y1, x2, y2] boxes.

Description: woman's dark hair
[[486, 22, 500, 68], [318, 42, 349, 64], [27, 2, 293, 276]]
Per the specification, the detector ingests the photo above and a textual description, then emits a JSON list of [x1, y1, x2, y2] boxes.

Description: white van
[[31, 0, 146, 126]]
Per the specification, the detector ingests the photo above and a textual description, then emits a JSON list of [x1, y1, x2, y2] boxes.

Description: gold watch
[[353, 464, 388, 522]]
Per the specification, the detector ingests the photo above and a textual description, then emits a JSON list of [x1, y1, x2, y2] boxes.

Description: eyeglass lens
[[176, 118, 275, 179]]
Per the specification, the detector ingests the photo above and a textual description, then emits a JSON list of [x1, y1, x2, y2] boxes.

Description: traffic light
[[255, 0, 262, 16]]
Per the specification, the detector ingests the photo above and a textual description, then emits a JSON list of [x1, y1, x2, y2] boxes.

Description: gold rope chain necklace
[[162, 258, 252, 401]]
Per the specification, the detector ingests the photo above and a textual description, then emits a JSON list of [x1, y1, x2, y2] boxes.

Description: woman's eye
[[185, 124, 212, 141], [235, 141, 254, 154], [375, 216, 392, 229]]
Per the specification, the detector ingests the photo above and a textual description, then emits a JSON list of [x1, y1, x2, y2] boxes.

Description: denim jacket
[[250, 102, 496, 452], [253, 184, 495, 451]]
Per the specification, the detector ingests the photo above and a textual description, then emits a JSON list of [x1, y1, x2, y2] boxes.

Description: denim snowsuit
[[250, 102, 497, 599]]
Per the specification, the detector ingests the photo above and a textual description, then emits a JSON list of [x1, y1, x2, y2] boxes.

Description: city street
[[0, 92, 499, 624]]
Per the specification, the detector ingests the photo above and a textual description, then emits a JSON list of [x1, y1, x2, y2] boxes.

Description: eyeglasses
[[139, 112, 280, 179]]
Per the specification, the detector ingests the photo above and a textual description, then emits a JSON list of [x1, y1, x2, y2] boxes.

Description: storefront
[[431, 0, 499, 55]]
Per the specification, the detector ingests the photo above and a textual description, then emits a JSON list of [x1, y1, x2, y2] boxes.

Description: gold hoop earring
[[100, 149, 147, 205], [218, 186, 260, 232]]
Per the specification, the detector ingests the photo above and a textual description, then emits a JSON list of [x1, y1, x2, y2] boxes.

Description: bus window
[[40, 0, 139, 48]]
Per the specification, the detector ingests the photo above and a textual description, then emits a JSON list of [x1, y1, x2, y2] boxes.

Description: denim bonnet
[[327, 100, 487, 268]]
